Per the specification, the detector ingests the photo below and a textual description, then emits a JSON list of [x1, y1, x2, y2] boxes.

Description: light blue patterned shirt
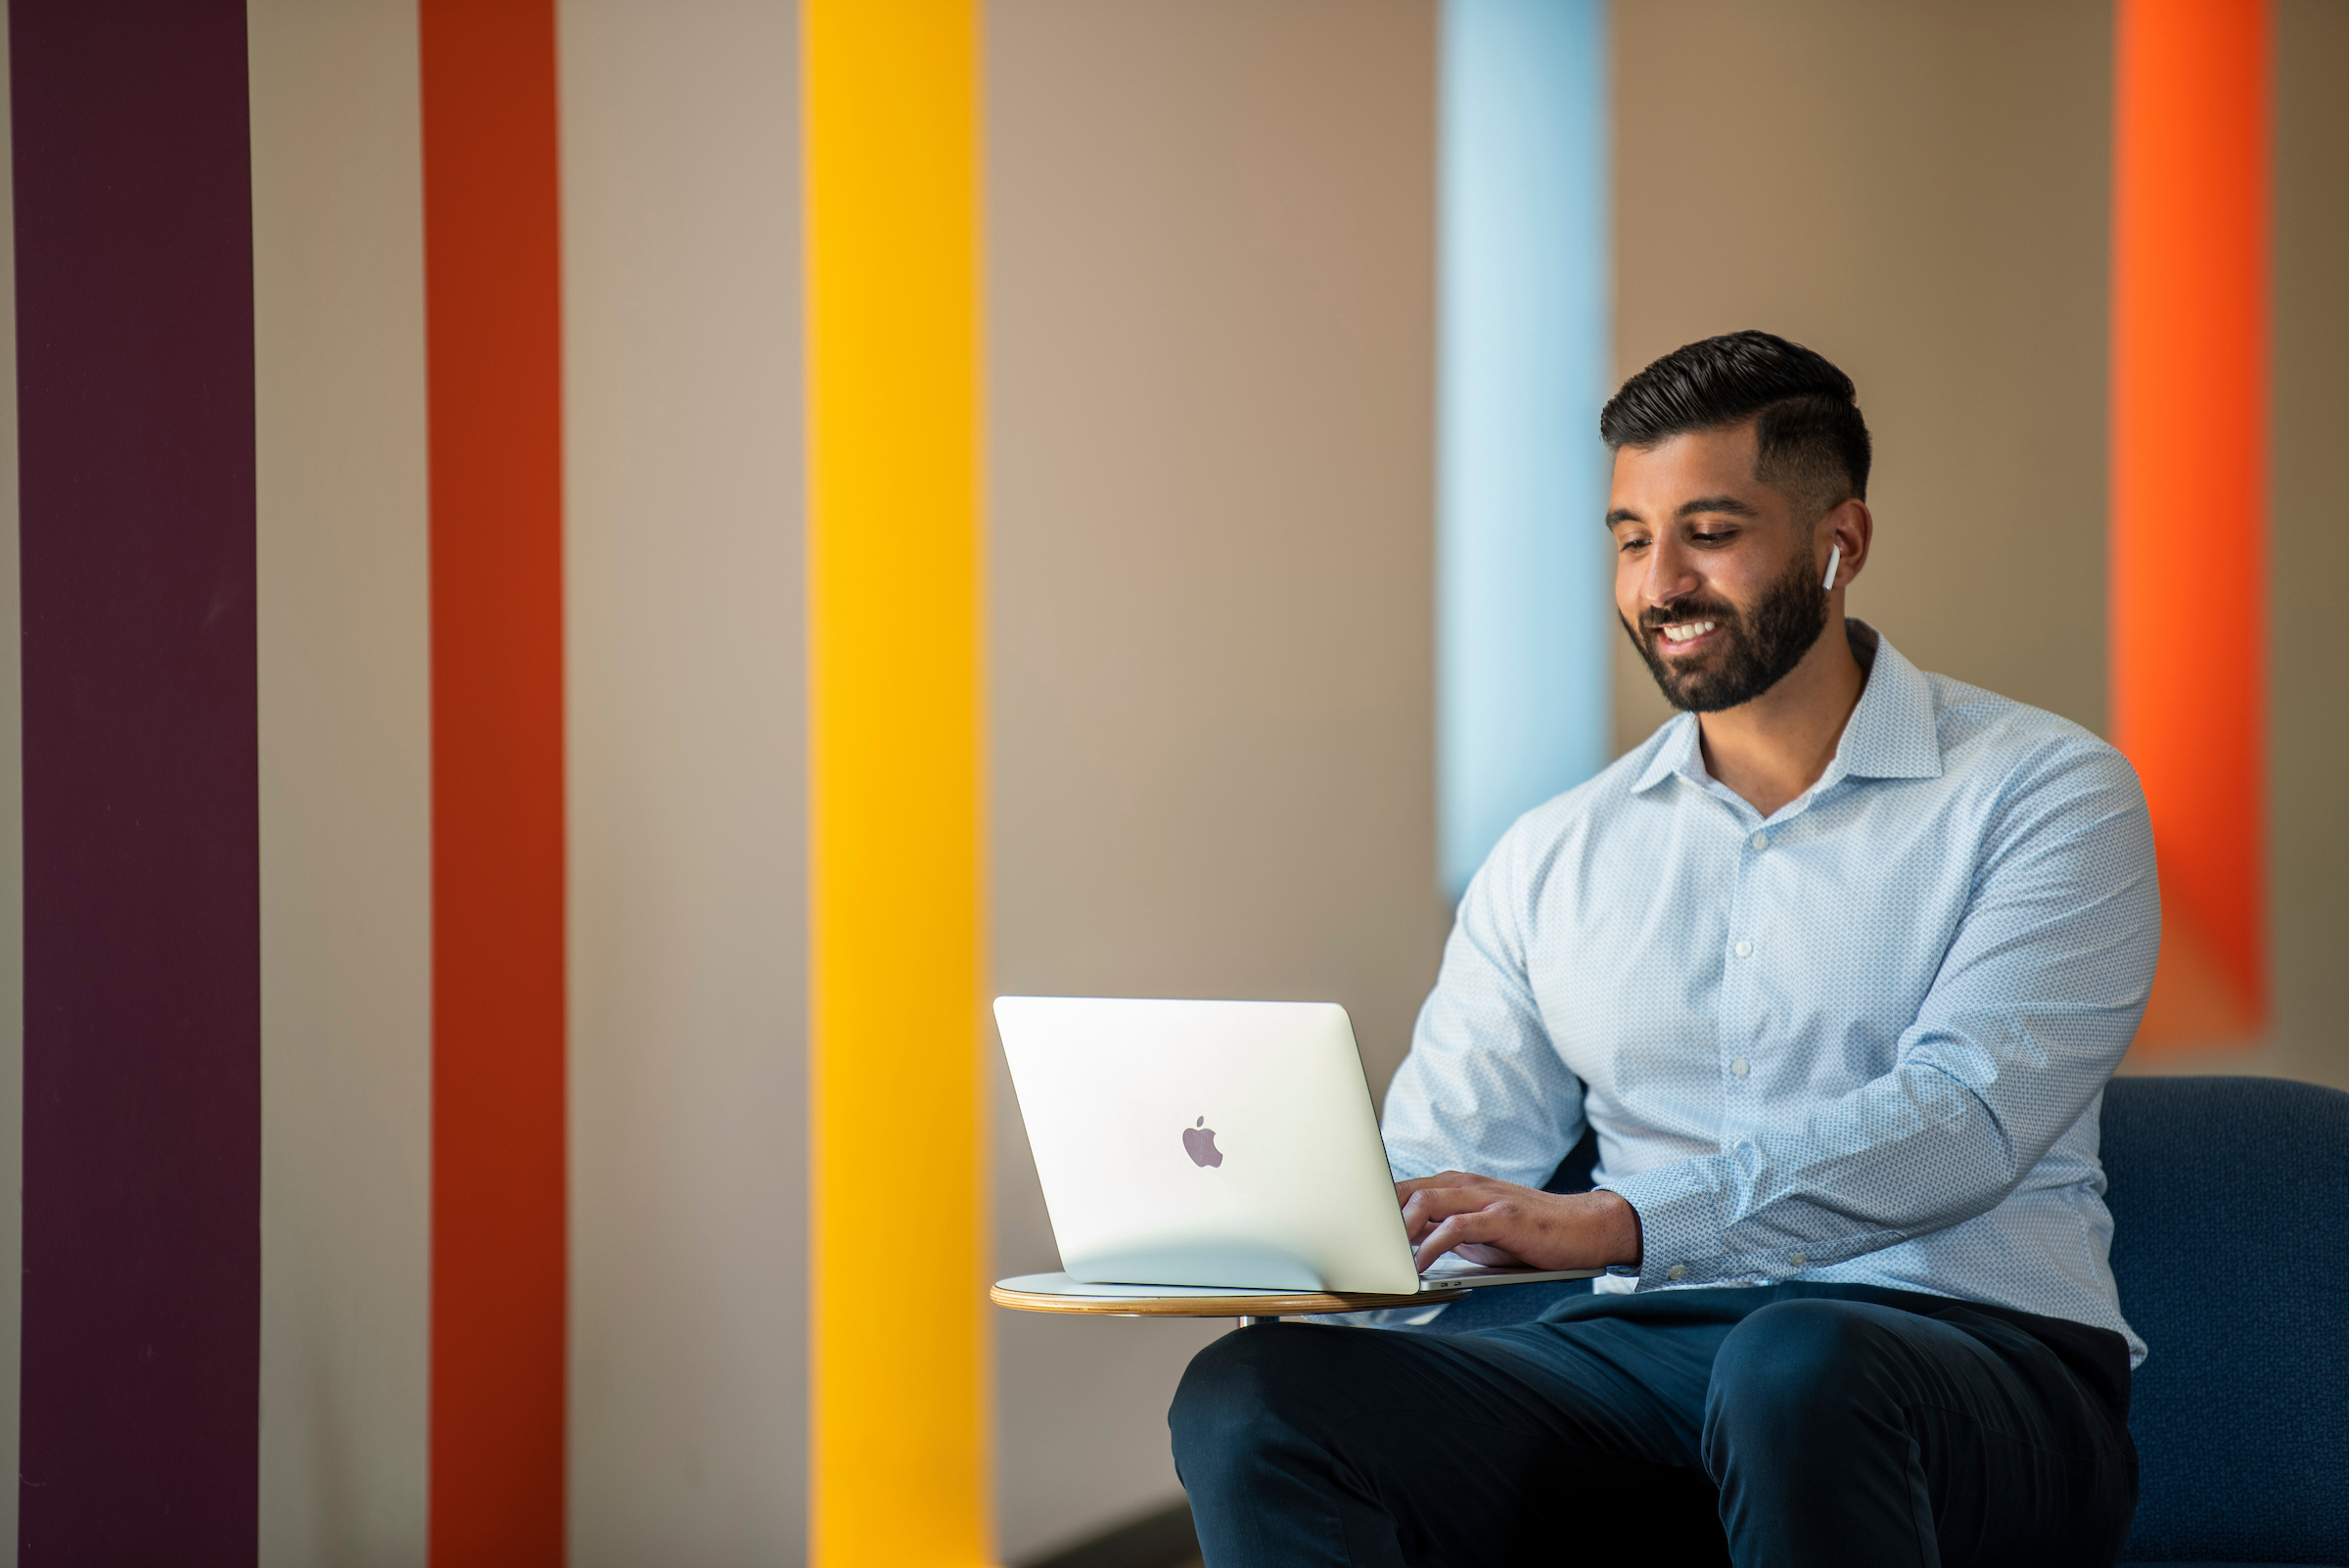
[[1384, 627, 2159, 1362]]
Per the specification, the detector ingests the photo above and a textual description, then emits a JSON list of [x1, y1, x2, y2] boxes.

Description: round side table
[[990, 1270, 1465, 1326]]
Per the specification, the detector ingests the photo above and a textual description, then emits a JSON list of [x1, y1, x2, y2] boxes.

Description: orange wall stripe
[[420, 1, 569, 1561], [804, 1, 990, 1564], [2111, 0, 2272, 1051]]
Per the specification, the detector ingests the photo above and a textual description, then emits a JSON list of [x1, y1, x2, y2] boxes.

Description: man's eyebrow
[[1604, 507, 1643, 527], [1675, 493, 1760, 519]]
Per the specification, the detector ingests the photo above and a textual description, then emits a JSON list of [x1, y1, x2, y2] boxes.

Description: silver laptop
[[994, 995, 1597, 1295]]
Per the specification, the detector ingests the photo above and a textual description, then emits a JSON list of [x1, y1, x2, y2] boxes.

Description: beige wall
[[559, 2, 808, 1562], [987, 0, 1437, 1555], [228, 5, 2345, 1562], [253, 7, 818, 1563], [1612, 0, 2114, 758], [1613, 0, 2347, 1092], [250, 3, 434, 1561]]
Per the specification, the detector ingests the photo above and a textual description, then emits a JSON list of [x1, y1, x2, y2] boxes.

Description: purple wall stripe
[[10, 1, 260, 1559]]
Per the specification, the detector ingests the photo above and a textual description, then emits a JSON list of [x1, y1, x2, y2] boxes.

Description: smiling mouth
[[1655, 620, 1719, 648]]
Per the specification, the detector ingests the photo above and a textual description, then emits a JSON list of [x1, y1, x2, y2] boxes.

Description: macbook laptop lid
[[993, 995, 1592, 1295]]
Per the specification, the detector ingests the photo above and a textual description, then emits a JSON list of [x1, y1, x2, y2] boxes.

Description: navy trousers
[[1170, 1282, 2137, 1568]]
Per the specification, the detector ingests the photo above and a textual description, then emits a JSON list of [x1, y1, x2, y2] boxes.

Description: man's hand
[[1396, 1172, 1643, 1274]]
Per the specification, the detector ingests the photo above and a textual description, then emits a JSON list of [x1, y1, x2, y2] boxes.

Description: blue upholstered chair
[[2102, 1076, 2349, 1565], [1421, 1075, 2349, 1565]]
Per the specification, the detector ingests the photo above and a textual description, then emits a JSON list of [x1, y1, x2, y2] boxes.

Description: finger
[[1398, 1186, 1508, 1242], [1395, 1171, 1483, 1200], [1396, 1171, 1534, 1203], [1451, 1243, 1521, 1267], [1412, 1210, 1525, 1272], [1396, 1176, 1549, 1247], [1411, 1209, 1527, 1272], [1395, 1172, 1521, 1220]]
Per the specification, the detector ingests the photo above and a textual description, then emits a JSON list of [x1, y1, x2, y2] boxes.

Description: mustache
[[1636, 599, 1740, 632]]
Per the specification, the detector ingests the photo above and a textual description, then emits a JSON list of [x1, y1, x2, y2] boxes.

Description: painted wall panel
[[0, 17, 20, 1566], [987, 1, 1436, 1557], [558, 2, 807, 1562], [250, 1, 434, 1561], [1611, 0, 2112, 758], [418, 3, 569, 1557], [12, 1, 261, 1557], [804, 3, 988, 1564], [1437, 0, 1611, 898], [2150, 0, 2349, 1091], [2109, 0, 2272, 1050]]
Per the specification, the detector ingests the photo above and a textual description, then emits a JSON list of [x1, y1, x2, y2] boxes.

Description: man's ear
[[1821, 498, 1873, 591]]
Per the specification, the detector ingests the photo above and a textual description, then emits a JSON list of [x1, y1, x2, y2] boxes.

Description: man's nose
[[1639, 535, 1700, 609]]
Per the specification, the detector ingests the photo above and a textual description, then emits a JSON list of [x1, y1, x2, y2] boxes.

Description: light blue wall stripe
[[1438, 0, 1612, 898]]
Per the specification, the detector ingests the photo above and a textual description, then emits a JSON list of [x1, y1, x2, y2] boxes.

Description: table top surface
[[990, 1270, 1459, 1316]]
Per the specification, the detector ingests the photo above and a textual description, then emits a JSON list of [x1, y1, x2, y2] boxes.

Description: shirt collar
[[1632, 713, 1703, 794], [1630, 621, 1943, 796], [1827, 624, 1943, 784]]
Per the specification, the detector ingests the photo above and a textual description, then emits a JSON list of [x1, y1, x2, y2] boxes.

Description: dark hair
[[1599, 331, 1872, 514]]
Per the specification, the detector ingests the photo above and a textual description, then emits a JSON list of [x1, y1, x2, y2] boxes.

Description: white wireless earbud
[[1822, 543, 1842, 592]]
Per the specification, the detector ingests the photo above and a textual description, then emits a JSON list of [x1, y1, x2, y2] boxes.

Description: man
[[1171, 332, 2157, 1567]]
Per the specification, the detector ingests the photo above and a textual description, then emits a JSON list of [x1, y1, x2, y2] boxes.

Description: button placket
[[1732, 814, 1804, 1098], [1719, 814, 1765, 1129]]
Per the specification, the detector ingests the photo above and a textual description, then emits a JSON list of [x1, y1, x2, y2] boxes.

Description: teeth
[[1660, 621, 1717, 644]]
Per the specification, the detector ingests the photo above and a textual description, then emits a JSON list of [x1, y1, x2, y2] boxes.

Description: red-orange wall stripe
[[420, 1, 569, 1560], [2111, 0, 2271, 1051]]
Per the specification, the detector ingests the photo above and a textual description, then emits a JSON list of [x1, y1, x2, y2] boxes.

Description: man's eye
[[1691, 530, 1735, 545], [1618, 537, 1649, 552]]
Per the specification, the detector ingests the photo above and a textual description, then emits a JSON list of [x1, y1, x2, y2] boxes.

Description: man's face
[[1606, 422, 1830, 714]]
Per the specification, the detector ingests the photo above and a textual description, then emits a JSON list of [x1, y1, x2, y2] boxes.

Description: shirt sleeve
[[1598, 740, 2161, 1288], [1382, 821, 1589, 1187]]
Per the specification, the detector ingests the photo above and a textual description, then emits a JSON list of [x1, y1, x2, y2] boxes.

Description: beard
[[1623, 545, 1831, 714]]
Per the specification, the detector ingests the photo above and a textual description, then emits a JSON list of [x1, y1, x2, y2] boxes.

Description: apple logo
[[1181, 1116, 1223, 1169]]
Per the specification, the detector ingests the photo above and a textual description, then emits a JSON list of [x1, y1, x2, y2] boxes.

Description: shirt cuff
[[1597, 1160, 1736, 1289]]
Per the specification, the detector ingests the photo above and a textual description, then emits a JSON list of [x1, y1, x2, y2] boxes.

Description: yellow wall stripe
[[805, 3, 988, 1565]]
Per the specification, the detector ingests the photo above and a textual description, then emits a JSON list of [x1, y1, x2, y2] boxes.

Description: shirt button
[[1789, 1254, 1807, 1269], [1666, 1264, 1686, 1281], [1731, 1057, 1749, 1078], [1749, 832, 1769, 851], [1733, 941, 1753, 958]]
